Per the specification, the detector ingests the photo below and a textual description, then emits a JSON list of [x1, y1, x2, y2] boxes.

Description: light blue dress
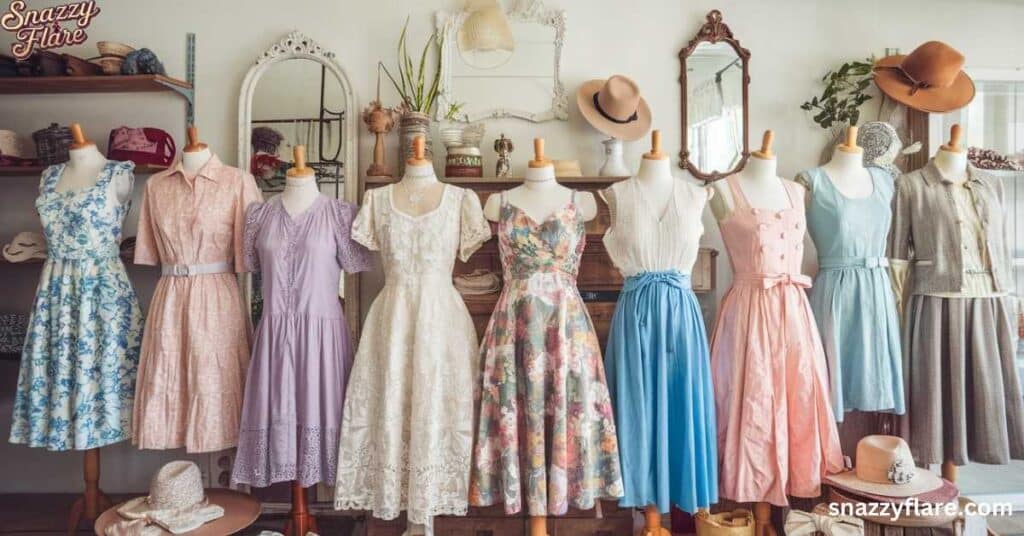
[[801, 166, 904, 421], [601, 178, 717, 514], [9, 160, 143, 451]]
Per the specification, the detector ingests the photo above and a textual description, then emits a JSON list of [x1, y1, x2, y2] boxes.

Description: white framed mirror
[[435, 0, 568, 123], [236, 30, 361, 355]]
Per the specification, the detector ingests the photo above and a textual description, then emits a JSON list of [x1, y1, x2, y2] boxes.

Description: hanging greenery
[[379, 17, 444, 114], [800, 58, 874, 129]]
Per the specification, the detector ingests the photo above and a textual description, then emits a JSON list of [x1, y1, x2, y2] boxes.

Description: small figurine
[[494, 133, 513, 178], [362, 100, 399, 177]]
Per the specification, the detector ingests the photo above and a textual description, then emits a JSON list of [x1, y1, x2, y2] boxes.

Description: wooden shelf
[[0, 163, 169, 177], [0, 74, 192, 95]]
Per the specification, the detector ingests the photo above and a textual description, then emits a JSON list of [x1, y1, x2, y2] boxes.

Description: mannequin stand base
[[754, 503, 777, 536], [67, 447, 109, 536], [284, 514, 318, 536], [67, 490, 113, 536], [285, 481, 318, 536]]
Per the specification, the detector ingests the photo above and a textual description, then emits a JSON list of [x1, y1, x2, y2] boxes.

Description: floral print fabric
[[471, 193, 623, 516], [10, 161, 143, 451]]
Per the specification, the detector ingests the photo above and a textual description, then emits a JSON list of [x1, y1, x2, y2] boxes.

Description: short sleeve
[[332, 199, 373, 273], [243, 201, 267, 273], [351, 190, 379, 251], [133, 182, 160, 266], [234, 173, 264, 273], [459, 189, 491, 262], [887, 174, 913, 263]]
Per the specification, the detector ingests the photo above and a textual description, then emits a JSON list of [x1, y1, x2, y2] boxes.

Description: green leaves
[[800, 58, 875, 130], [382, 17, 443, 114]]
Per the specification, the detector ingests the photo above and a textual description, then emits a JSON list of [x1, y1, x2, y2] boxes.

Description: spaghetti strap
[[782, 179, 799, 210], [725, 174, 750, 210]]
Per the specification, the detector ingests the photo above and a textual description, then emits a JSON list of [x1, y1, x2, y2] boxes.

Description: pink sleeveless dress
[[710, 176, 843, 506]]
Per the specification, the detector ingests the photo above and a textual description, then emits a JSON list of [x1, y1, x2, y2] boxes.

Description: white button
[[780, 232, 786, 239], [780, 253, 786, 260], [758, 223, 768, 231], [775, 212, 784, 219], [751, 208, 760, 215]]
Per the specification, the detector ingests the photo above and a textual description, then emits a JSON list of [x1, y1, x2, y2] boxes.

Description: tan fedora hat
[[577, 75, 652, 141], [873, 41, 975, 113], [826, 435, 945, 499]]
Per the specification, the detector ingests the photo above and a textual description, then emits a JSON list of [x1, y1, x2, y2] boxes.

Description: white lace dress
[[334, 184, 491, 530]]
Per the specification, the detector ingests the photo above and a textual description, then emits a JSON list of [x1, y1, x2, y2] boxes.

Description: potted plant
[[800, 58, 874, 161], [379, 17, 443, 175]]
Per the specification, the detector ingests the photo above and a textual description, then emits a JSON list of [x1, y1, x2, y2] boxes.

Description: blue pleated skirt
[[603, 270, 718, 513]]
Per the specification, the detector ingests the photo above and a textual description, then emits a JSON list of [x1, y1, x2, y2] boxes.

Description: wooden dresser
[[363, 175, 718, 346], [358, 175, 717, 535]]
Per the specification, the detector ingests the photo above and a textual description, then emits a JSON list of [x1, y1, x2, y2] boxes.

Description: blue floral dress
[[9, 160, 143, 451]]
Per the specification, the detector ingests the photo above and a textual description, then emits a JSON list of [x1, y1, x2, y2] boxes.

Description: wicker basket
[[32, 123, 72, 165]]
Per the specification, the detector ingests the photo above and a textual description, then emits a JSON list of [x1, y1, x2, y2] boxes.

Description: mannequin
[[279, 144, 321, 536], [56, 123, 119, 196], [282, 145, 322, 217], [181, 126, 212, 175], [934, 124, 968, 184], [61, 121, 116, 534], [819, 126, 872, 199], [483, 138, 598, 224], [711, 130, 792, 221], [634, 130, 713, 217], [935, 124, 967, 485], [393, 136, 445, 218]]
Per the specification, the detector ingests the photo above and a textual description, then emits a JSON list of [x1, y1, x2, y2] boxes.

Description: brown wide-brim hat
[[873, 41, 975, 113], [577, 75, 651, 141]]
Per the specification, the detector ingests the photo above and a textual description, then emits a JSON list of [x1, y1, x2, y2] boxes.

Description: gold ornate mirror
[[678, 10, 750, 181]]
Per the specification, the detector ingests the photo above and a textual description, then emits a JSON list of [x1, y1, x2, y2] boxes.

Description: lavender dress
[[232, 194, 371, 487]]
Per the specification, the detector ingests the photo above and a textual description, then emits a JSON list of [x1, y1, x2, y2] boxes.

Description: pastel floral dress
[[9, 160, 143, 451], [471, 191, 623, 516]]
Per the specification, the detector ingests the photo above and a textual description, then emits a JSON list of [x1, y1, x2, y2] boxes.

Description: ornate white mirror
[[236, 31, 361, 345], [435, 0, 568, 122]]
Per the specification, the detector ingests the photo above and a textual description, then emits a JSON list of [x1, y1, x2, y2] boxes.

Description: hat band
[[592, 92, 638, 124], [878, 65, 934, 96]]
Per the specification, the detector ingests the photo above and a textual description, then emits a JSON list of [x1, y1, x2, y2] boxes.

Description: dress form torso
[[393, 162, 445, 217], [634, 157, 677, 216], [281, 173, 322, 217], [710, 156, 795, 219], [56, 144, 132, 205], [182, 147, 212, 175], [819, 148, 873, 198], [483, 165, 598, 223], [933, 147, 968, 184]]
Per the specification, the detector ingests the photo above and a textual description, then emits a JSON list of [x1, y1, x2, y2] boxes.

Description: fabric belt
[[623, 270, 691, 293], [818, 256, 889, 270], [161, 261, 233, 277], [733, 272, 812, 289]]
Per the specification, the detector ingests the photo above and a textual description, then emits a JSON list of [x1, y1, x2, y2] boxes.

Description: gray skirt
[[901, 294, 1024, 465]]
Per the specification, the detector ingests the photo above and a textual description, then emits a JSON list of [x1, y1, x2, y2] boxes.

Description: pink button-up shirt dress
[[132, 155, 262, 452]]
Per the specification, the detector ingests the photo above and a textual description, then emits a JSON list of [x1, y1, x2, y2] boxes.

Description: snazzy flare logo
[[1, 1, 101, 60]]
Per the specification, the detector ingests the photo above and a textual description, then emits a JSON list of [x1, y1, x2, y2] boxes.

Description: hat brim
[[577, 79, 652, 141], [873, 55, 975, 113], [825, 466, 946, 499], [97, 489, 260, 536]]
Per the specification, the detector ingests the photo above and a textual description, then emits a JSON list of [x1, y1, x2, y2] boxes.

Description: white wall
[[1, 0, 1023, 493]]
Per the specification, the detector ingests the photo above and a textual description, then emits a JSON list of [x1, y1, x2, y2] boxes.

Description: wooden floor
[[0, 494, 357, 535]]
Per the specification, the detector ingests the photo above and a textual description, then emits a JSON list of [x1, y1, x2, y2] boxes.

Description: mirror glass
[[436, 1, 568, 123], [686, 41, 744, 176], [249, 58, 347, 195]]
